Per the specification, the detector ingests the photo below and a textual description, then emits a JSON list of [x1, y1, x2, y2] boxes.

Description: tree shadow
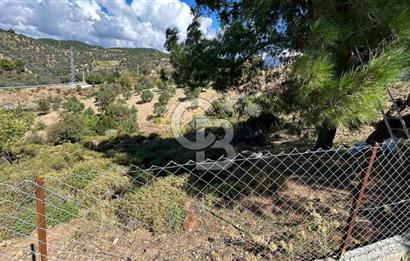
[[94, 113, 279, 168]]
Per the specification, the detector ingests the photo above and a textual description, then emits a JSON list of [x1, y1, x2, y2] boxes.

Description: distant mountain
[[0, 29, 168, 86]]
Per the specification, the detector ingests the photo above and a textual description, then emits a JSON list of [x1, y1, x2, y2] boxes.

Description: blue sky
[[0, 0, 217, 51], [182, 0, 219, 30]]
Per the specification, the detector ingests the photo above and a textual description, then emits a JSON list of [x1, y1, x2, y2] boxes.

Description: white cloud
[[0, 0, 214, 51]]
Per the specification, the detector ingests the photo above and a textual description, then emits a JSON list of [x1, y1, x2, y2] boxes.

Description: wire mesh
[[352, 141, 410, 254], [0, 140, 408, 260]]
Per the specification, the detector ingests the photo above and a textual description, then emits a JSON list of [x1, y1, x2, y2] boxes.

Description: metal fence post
[[30, 243, 36, 261], [338, 144, 378, 258], [35, 177, 48, 261]]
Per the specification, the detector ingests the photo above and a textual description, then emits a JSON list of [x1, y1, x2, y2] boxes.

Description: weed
[[13, 198, 79, 235], [64, 160, 111, 189], [84, 166, 130, 199], [62, 96, 85, 113], [141, 89, 154, 103], [167, 203, 185, 232], [35, 121, 46, 131], [25, 132, 46, 144], [153, 117, 162, 124], [119, 176, 188, 232]]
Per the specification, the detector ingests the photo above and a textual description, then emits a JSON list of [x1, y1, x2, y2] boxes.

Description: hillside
[[0, 29, 168, 86]]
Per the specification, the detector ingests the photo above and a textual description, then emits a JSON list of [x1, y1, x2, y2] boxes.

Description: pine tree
[[166, 0, 410, 148]]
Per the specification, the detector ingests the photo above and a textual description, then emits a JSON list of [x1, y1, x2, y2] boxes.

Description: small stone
[[183, 213, 198, 232], [16, 250, 24, 258], [205, 212, 213, 220]]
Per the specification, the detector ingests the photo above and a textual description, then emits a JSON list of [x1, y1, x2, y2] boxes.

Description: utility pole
[[69, 47, 75, 85]]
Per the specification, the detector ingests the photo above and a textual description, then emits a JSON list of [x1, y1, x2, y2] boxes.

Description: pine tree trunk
[[314, 124, 337, 150]]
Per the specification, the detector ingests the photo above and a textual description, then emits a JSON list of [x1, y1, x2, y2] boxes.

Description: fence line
[[0, 140, 408, 260]]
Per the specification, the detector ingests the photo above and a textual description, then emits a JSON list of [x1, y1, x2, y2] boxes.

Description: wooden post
[[35, 177, 47, 261], [338, 144, 378, 257]]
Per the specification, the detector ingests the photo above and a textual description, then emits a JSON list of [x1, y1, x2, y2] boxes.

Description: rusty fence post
[[35, 177, 48, 261], [338, 144, 378, 258]]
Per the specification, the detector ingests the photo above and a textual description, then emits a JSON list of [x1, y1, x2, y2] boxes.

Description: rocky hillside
[[0, 29, 168, 86]]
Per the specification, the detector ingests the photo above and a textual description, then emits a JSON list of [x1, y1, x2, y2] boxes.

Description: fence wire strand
[[0, 140, 409, 260]]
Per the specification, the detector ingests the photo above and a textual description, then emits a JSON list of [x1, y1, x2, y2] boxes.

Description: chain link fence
[[0, 140, 409, 260]]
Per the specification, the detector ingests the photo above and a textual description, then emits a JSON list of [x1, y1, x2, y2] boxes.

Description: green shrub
[[63, 161, 110, 189], [51, 96, 62, 110], [8, 143, 41, 161], [158, 81, 168, 91], [95, 84, 121, 107], [184, 87, 201, 99], [243, 102, 262, 118], [96, 101, 138, 135], [25, 132, 46, 144], [47, 113, 86, 144], [37, 99, 51, 115], [79, 135, 97, 149], [62, 96, 85, 113], [13, 60, 24, 71], [208, 97, 235, 118], [84, 169, 130, 199], [104, 72, 120, 84], [81, 108, 98, 131], [118, 73, 132, 99], [134, 82, 145, 94], [134, 77, 156, 94], [13, 199, 79, 235], [0, 59, 13, 71], [141, 89, 154, 103], [159, 68, 169, 82], [35, 121, 46, 131], [83, 107, 94, 116], [207, 95, 262, 119], [85, 72, 104, 85], [124, 91, 132, 99], [158, 90, 172, 105], [0, 109, 33, 152], [142, 78, 154, 89], [119, 176, 188, 232], [235, 94, 262, 118], [154, 103, 166, 117], [52, 102, 60, 111]]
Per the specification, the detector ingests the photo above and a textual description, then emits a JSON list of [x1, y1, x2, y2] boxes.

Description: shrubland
[[0, 29, 168, 87]]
